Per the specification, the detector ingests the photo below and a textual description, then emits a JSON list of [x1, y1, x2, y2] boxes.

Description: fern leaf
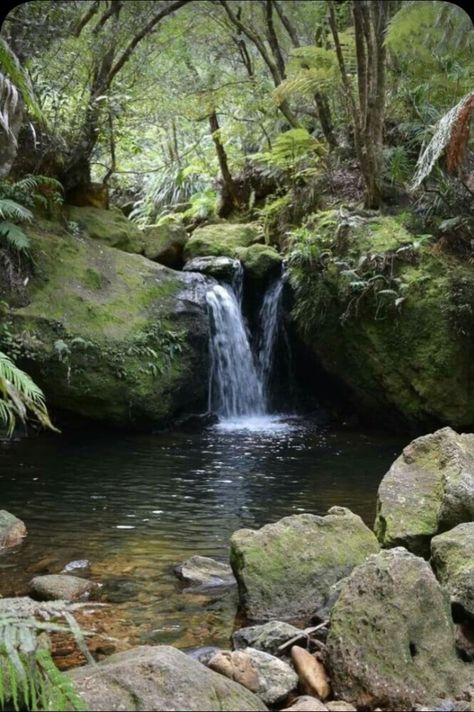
[[0, 222, 31, 252]]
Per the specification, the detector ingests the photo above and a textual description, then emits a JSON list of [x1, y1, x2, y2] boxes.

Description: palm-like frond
[[0, 222, 31, 252], [0, 198, 33, 222], [274, 46, 339, 104], [0, 38, 42, 121], [0, 597, 98, 711], [0, 351, 58, 435]]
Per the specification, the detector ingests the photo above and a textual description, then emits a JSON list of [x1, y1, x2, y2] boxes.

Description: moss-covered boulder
[[230, 507, 379, 622], [141, 222, 188, 268], [327, 548, 468, 710], [374, 427, 474, 556], [288, 211, 474, 429], [66, 206, 145, 254], [185, 223, 263, 260], [431, 522, 474, 619], [0, 219, 211, 427], [67, 645, 268, 711], [235, 244, 282, 282]]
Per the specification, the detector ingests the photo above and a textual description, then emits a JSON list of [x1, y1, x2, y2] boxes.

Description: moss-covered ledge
[[0, 219, 211, 427]]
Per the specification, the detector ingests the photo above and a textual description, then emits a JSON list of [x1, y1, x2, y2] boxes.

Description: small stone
[[291, 646, 331, 701], [209, 647, 298, 706], [282, 696, 328, 711], [187, 646, 222, 666], [232, 621, 303, 655], [175, 555, 236, 590], [0, 510, 26, 549], [326, 702, 357, 712], [62, 559, 91, 574], [31, 574, 97, 601]]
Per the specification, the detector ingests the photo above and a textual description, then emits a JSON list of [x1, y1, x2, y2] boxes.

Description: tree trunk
[[209, 110, 243, 217], [314, 92, 337, 150]]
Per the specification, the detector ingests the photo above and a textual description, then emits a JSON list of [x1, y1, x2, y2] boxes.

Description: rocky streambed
[[2, 426, 474, 710]]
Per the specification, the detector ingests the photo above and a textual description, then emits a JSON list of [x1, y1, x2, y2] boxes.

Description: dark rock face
[[374, 427, 474, 556], [327, 548, 468, 711], [230, 507, 379, 622], [67, 645, 268, 711]]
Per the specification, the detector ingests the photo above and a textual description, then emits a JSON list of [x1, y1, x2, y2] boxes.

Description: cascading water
[[207, 283, 265, 418], [257, 277, 284, 405], [207, 267, 285, 427]]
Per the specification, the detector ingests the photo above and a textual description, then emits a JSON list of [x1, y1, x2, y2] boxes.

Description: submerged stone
[[230, 507, 379, 621], [0, 510, 26, 550], [327, 547, 468, 710], [175, 555, 236, 590], [67, 645, 268, 711], [30, 574, 97, 601], [374, 427, 474, 556]]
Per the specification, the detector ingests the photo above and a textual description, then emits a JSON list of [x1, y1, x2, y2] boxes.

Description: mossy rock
[[374, 427, 474, 556], [66, 206, 145, 254], [288, 211, 474, 429], [235, 244, 282, 282], [431, 522, 474, 619], [327, 548, 469, 710], [184, 222, 263, 261], [230, 506, 379, 622], [141, 221, 188, 268], [0, 219, 211, 427]]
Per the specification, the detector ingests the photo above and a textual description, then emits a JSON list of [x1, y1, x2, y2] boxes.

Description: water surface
[[0, 417, 403, 650]]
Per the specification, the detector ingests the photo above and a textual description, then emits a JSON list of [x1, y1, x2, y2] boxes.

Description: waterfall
[[206, 270, 284, 421], [207, 283, 265, 418], [257, 278, 284, 405]]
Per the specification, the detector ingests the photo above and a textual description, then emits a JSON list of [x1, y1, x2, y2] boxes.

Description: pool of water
[[0, 415, 404, 651]]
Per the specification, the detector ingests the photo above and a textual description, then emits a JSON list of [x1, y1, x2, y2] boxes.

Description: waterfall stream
[[206, 270, 284, 421]]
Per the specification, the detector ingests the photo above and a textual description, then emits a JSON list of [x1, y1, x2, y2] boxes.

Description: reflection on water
[[0, 418, 403, 650]]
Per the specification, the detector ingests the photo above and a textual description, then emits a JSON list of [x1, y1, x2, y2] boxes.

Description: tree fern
[[0, 351, 58, 436], [273, 46, 339, 104], [0, 598, 97, 711]]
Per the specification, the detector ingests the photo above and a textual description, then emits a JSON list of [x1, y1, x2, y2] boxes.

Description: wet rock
[[183, 255, 240, 282], [0, 510, 26, 550], [282, 697, 328, 711], [230, 507, 379, 621], [209, 647, 298, 706], [67, 645, 267, 710], [374, 427, 474, 556], [326, 703, 357, 712], [31, 574, 97, 601], [291, 646, 330, 700], [175, 555, 236, 590], [327, 547, 469, 711], [61, 559, 91, 574], [232, 621, 303, 655], [431, 522, 474, 619], [187, 646, 222, 666]]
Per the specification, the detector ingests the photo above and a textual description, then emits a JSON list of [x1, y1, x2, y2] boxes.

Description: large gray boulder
[[374, 427, 474, 556], [230, 507, 379, 622], [183, 256, 241, 282], [67, 645, 267, 711], [0, 510, 26, 549], [327, 548, 468, 711], [431, 522, 474, 619]]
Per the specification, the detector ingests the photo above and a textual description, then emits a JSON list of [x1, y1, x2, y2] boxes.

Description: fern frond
[[0, 222, 31, 252], [0, 38, 42, 121], [0, 198, 33, 222]]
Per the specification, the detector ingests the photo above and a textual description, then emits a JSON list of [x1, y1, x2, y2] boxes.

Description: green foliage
[[0, 38, 43, 139], [0, 176, 63, 254], [0, 350, 57, 436], [182, 189, 217, 222], [274, 46, 339, 103], [0, 598, 93, 711], [253, 129, 326, 188]]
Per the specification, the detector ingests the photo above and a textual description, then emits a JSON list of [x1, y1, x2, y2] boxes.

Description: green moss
[[66, 206, 145, 254], [235, 244, 282, 281], [288, 212, 474, 429], [184, 222, 263, 260], [0, 219, 208, 426]]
